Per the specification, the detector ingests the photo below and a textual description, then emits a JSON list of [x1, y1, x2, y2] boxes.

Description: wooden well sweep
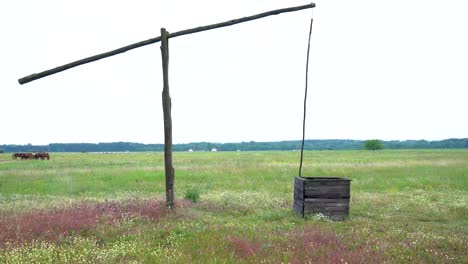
[[18, 3, 316, 210], [294, 176, 351, 220]]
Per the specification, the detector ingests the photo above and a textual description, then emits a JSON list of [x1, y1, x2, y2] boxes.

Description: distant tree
[[0, 148, 4, 153], [364, 139, 384, 151]]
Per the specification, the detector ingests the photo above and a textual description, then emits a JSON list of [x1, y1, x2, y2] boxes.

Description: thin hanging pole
[[160, 28, 175, 209], [299, 17, 314, 177]]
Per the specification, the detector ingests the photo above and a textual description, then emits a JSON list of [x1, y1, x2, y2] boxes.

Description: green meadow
[[0, 150, 467, 263]]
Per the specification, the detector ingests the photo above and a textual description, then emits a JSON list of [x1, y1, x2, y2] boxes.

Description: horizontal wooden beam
[[169, 3, 315, 38], [18, 36, 163, 85], [18, 2, 315, 85]]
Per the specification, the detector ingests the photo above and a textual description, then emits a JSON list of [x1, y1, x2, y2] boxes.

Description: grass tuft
[[184, 185, 201, 203]]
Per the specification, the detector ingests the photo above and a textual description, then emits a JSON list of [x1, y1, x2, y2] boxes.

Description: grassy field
[[0, 150, 466, 263]]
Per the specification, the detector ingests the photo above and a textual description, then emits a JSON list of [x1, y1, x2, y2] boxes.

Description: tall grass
[[0, 150, 467, 263]]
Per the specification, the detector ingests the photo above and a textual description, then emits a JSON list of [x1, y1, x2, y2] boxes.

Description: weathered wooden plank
[[305, 190, 350, 199], [294, 200, 304, 209], [307, 194, 349, 199], [304, 182, 350, 188], [294, 184, 305, 192], [294, 176, 304, 201], [295, 176, 305, 185], [294, 180, 305, 187], [304, 198, 349, 215], [294, 188, 304, 198], [293, 206, 303, 216], [303, 180, 350, 187], [305, 189, 349, 196], [304, 202, 349, 208], [294, 189, 304, 196], [304, 198, 349, 203], [304, 186, 350, 194], [305, 206, 349, 213], [304, 185, 350, 192], [294, 184, 304, 192], [294, 183, 304, 192], [294, 191, 304, 200], [293, 200, 304, 216]]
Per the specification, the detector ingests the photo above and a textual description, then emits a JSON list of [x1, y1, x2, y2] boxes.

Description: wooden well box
[[293, 176, 351, 220]]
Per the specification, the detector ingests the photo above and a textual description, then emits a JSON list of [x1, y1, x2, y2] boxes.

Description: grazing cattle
[[21, 153, 34, 160], [34, 152, 50, 160], [13, 153, 24, 160], [13, 152, 50, 160], [25, 153, 32, 159]]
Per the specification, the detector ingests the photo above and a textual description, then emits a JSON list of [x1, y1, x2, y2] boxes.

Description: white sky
[[1, 0, 467, 145]]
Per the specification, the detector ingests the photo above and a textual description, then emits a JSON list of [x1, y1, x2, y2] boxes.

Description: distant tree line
[[1, 138, 467, 153]]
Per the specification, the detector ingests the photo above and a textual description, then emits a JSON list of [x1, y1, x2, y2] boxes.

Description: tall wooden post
[[160, 28, 174, 209]]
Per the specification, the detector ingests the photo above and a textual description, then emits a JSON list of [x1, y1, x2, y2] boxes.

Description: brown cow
[[12, 152, 38, 160], [34, 152, 50, 160], [20, 153, 34, 160]]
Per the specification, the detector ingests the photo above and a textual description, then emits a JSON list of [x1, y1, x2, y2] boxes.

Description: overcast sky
[[1, 0, 467, 145]]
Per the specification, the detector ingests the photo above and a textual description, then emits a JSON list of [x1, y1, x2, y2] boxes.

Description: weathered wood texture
[[293, 177, 305, 216], [18, 3, 315, 85], [293, 177, 351, 220], [160, 28, 174, 209]]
